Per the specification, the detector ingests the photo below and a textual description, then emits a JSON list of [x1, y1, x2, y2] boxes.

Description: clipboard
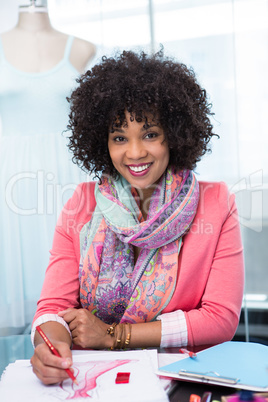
[[157, 341, 268, 391]]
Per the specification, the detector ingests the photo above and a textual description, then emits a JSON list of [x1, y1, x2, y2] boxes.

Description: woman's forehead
[[111, 110, 161, 129]]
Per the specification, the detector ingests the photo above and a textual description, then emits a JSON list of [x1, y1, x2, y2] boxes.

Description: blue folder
[[158, 342, 268, 391]]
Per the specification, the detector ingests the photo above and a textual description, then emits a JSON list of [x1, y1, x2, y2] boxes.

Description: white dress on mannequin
[[0, 13, 95, 334]]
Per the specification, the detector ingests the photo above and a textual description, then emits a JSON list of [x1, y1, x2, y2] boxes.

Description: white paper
[[0, 349, 168, 402], [157, 352, 186, 393]]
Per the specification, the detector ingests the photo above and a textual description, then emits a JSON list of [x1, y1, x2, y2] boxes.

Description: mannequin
[[0, 0, 96, 336], [1, 0, 96, 73]]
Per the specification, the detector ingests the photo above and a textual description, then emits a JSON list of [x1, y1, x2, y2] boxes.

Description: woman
[[30, 50, 244, 385]]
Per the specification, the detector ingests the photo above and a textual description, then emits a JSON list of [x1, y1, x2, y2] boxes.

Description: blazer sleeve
[[163, 181, 245, 349], [185, 182, 245, 348], [32, 182, 96, 323]]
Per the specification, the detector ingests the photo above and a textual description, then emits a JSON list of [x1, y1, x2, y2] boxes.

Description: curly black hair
[[67, 49, 217, 180]]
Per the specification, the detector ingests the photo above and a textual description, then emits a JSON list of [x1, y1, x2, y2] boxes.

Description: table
[[0, 335, 236, 401]]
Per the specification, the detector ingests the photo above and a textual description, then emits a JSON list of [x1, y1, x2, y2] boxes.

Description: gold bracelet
[[124, 323, 132, 347], [110, 323, 132, 350], [111, 324, 118, 350], [115, 324, 123, 350]]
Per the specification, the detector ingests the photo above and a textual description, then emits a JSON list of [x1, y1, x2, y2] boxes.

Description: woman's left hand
[[58, 308, 111, 349]]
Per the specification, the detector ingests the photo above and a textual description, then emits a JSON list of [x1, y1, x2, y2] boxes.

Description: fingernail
[[61, 358, 72, 368]]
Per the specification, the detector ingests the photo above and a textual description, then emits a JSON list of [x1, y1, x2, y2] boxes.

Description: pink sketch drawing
[[61, 359, 133, 399]]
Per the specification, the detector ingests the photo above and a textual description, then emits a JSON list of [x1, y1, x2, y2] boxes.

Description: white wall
[[1, 0, 268, 300]]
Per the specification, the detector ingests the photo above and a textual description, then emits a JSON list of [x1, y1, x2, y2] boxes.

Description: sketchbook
[[0, 349, 169, 402], [157, 341, 268, 392]]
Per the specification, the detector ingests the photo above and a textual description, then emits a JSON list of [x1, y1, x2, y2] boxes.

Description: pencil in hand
[[36, 325, 78, 385]]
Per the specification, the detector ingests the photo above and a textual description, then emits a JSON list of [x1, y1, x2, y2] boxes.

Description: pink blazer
[[33, 181, 244, 349]]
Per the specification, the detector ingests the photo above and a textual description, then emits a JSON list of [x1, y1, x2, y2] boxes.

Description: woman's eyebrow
[[142, 123, 161, 130], [109, 123, 160, 133], [109, 127, 125, 133], [144, 123, 158, 128]]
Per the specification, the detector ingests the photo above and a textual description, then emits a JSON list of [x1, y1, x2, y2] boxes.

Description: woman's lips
[[127, 163, 152, 176]]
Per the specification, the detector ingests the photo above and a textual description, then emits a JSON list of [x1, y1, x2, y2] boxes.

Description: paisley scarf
[[79, 168, 199, 324]]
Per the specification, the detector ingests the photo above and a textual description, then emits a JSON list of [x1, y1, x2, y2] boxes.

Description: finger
[[58, 308, 77, 323], [55, 342, 74, 362], [31, 345, 73, 385], [68, 312, 91, 333], [70, 327, 78, 340], [35, 343, 73, 369], [68, 321, 77, 332], [31, 360, 71, 385], [58, 308, 75, 317], [71, 333, 86, 348]]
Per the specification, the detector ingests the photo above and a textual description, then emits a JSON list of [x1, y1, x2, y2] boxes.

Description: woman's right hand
[[30, 340, 74, 385]]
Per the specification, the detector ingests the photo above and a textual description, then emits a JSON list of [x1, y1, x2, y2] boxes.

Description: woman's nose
[[125, 141, 147, 160]]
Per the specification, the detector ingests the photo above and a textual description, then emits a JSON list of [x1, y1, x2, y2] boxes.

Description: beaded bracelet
[[109, 323, 132, 350], [107, 322, 117, 336]]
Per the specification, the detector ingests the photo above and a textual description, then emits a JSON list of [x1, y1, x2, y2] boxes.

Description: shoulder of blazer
[[68, 181, 97, 215]]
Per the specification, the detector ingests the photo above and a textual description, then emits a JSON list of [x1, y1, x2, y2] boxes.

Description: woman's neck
[[138, 187, 155, 221], [16, 11, 52, 33]]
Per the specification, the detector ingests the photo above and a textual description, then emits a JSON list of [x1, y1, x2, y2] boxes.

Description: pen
[[201, 392, 212, 402], [179, 348, 197, 358], [36, 325, 78, 385]]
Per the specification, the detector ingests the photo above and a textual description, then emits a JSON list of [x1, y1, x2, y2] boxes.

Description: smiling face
[[108, 112, 170, 195]]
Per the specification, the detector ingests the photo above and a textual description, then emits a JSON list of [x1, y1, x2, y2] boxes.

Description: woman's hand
[[30, 340, 73, 385], [58, 308, 111, 349]]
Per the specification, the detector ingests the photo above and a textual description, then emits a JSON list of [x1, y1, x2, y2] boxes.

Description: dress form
[[1, 0, 96, 73], [0, 1, 96, 335]]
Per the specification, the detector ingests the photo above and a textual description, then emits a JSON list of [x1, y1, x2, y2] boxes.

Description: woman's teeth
[[129, 164, 150, 172]]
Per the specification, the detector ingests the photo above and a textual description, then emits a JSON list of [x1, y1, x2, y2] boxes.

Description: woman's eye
[[114, 136, 125, 142], [145, 132, 157, 139]]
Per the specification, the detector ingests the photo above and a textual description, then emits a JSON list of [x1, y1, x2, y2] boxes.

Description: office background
[[0, 0, 267, 342]]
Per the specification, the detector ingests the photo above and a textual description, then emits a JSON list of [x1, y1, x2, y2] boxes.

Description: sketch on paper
[[58, 359, 133, 400], [0, 350, 169, 402]]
